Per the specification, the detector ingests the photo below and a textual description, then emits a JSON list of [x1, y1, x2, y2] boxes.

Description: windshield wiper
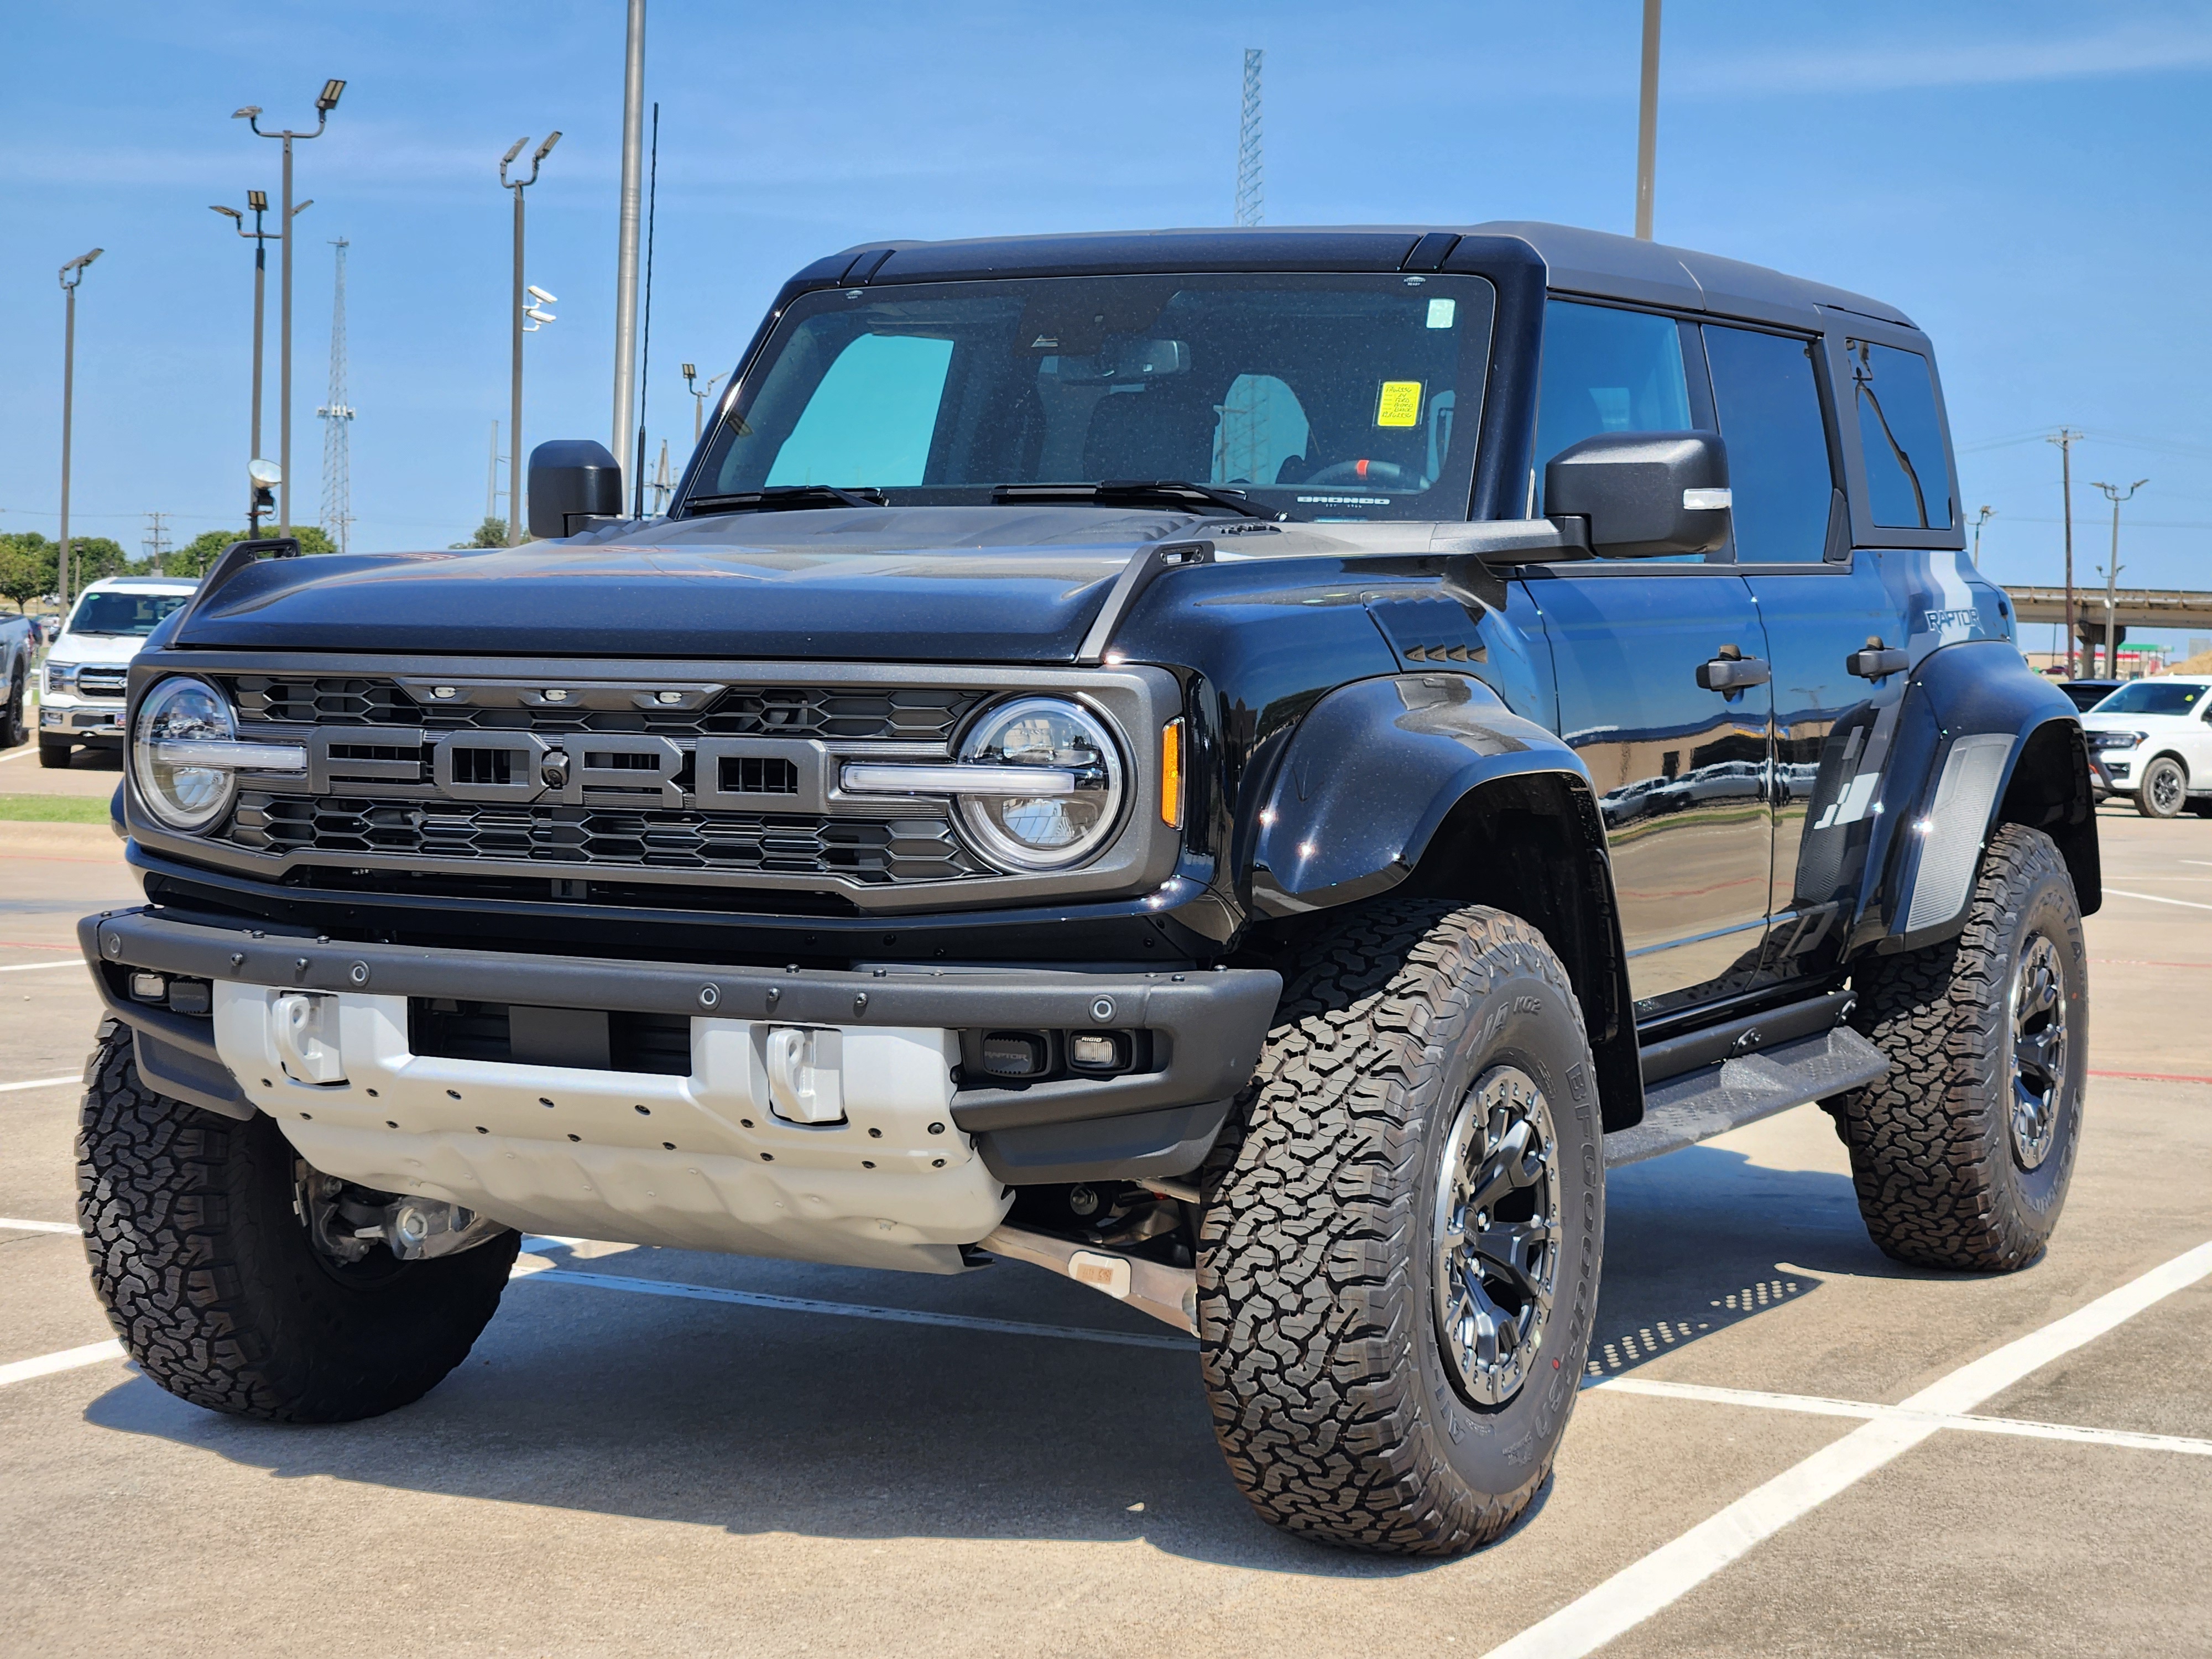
[[685, 484, 889, 514], [993, 480, 1284, 520]]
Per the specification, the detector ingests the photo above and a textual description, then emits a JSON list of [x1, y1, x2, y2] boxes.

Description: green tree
[[452, 517, 519, 549], [168, 525, 340, 578], [0, 534, 50, 612], [63, 536, 130, 586]]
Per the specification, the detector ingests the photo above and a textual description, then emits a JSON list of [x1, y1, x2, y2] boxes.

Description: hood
[[170, 505, 1203, 662], [50, 630, 153, 666]]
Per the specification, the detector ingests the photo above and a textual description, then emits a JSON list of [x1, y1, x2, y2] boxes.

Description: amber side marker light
[[1161, 718, 1185, 828]]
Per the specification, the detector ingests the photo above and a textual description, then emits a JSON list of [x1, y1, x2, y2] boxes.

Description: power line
[[141, 510, 171, 574], [1235, 49, 1263, 227], [317, 237, 354, 552]]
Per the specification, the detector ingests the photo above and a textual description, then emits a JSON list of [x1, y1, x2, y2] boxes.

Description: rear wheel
[[1834, 826, 2086, 1270], [1198, 901, 1603, 1556], [2137, 755, 2188, 818], [77, 1019, 518, 1421]]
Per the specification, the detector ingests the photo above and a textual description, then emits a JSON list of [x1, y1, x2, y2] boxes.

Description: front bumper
[[84, 908, 1279, 1228], [40, 697, 125, 746]]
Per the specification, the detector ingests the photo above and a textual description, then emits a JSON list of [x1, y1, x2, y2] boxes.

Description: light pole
[[501, 133, 561, 547], [2047, 427, 2082, 676], [211, 190, 280, 525], [1969, 504, 1994, 566], [2091, 478, 2146, 679], [612, 0, 648, 470], [56, 248, 103, 610], [1634, 0, 1662, 239], [238, 78, 345, 535], [682, 362, 728, 444]]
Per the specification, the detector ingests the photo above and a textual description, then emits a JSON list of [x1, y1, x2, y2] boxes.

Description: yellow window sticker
[[1375, 380, 1423, 428]]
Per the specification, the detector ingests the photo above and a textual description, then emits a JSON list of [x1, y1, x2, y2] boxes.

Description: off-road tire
[[2136, 755, 2188, 819], [76, 1018, 519, 1421], [38, 738, 70, 768], [1834, 826, 2086, 1270], [0, 667, 25, 748], [1197, 901, 1604, 1556]]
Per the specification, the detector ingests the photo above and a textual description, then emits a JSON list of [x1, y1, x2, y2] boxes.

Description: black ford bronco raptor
[[78, 221, 2095, 1556]]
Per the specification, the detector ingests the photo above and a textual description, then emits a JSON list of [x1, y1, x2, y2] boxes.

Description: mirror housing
[[1544, 431, 1731, 559], [527, 440, 624, 539]]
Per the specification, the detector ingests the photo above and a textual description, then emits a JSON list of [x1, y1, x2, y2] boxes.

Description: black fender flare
[[1244, 672, 1643, 1129], [1861, 640, 2100, 952]]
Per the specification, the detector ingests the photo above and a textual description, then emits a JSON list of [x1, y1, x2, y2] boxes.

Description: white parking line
[[0, 1340, 124, 1390], [1589, 1375, 2212, 1458], [0, 1076, 79, 1094], [0, 1217, 78, 1234], [513, 1254, 1192, 1352], [1484, 1238, 2212, 1659], [2106, 886, 2212, 913], [0, 958, 83, 974]]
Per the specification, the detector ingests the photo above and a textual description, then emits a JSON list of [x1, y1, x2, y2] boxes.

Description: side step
[[1604, 1025, 1890, 1168]]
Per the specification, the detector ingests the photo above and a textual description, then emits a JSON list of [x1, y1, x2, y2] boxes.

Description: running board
[[1604, 1025, 1890, 1167]]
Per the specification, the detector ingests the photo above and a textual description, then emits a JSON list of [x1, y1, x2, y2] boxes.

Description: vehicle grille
[[227, 676, 983, 743], [227, 794, 983, 884], [75, 667, 128, 699]]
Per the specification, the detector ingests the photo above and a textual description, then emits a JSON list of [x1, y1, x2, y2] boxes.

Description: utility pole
[[611, 0, 648, 469], [2091, 478, 2146, 679], [2047, 428, 2083, 677], [1969, 504, 1994, 566], [682, 363, 728, 444], [318, 238, 354, 553], [502, 133, 561, 546], [1235, 49, 1264, 227], [56, 249, 102, 610], [1635, 0, 1662, 239], [240, 79, 344, 535], [142, 511, 171, 575]]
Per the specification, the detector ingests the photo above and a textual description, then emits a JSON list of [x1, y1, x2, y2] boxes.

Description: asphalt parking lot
[[2, 760, 2206, 1657]]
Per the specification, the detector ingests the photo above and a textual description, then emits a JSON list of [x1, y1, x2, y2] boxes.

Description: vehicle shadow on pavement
[[75, 1141, 1900, 1572]]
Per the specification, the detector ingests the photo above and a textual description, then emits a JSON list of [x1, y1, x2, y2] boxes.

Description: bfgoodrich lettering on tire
[[1197, 901, 1603, 1556], [1833, 825, 2087, 1270], [76, 1018, 519, 1422]]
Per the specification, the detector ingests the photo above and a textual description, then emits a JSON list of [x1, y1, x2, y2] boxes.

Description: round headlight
[[955, 697, 1125, 870], [133, 676, 238, 831]]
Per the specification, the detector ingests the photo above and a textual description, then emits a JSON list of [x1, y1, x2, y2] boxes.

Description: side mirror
[[1544, 431, 1730, 559], [527, 440, 624, 539]]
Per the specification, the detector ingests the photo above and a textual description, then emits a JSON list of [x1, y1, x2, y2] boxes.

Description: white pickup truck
[[38, 575, 200, 768]]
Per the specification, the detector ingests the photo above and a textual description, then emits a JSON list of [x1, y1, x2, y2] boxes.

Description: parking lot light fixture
[[213, 192, 281, 512], [241, 81, 345, 535], [56, 248, 103, 607], [502, 132, 561, 546]]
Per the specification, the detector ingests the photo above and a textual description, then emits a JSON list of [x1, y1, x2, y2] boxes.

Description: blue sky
[[6, 1, 2211, 652]]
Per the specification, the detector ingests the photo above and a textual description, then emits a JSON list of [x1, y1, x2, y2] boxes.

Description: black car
[[80, 221, 2097, 1557], [2060, 678, 2122, 712]]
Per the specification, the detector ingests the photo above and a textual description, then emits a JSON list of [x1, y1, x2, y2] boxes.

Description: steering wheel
[[1301, 458, 1407, 487]]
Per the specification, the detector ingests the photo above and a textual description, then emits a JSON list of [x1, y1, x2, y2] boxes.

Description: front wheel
[[2137, 754, 2188, 818], [0, 667, 25, 748], [1834, 826, 2086, 1270], [76, 1019, 519, 1421], [1198, 901, 1604, 1556], [38, 738, 70, 768]]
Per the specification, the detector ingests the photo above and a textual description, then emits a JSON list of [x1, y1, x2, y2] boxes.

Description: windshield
[[687, 272, 1498, 521], [66, 591, 190, 638], [2093, 681, 2206, 716]]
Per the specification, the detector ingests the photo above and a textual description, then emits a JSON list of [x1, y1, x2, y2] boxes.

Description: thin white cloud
[[1677, 18, 2212, 96]]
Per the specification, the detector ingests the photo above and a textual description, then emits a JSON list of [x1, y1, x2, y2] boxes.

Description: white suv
[[2080, 676, 2212, 818], [39, 575, 199, 768]]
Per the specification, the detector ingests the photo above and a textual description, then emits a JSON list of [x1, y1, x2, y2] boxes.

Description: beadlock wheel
[[1432, 1065, 1561, 1407], [2008, 932, 2068, 1171]]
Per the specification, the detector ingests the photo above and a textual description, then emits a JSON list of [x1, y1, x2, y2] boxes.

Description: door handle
[[1695, 653, 1771, 692], [1845, 638, 1910, 680]]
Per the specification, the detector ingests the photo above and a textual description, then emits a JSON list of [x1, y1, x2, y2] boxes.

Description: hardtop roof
[[800, 220, 1913, 333]]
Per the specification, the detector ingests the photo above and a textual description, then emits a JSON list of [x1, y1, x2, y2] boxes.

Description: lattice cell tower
[[317, 237, 355, 552], [1235, 49, 1264, 227]]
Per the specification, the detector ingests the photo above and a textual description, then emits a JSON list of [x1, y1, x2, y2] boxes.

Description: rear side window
[[1703, 325, 1834, 563], [1848, 340, 1954, 531], [1533, 300, 1692, 473]]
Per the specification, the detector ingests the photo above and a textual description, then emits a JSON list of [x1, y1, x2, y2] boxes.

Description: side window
[[1533, 300, 1693, 474], [1847, 340, 1955, 531], [1703, 325, 1835, 564], [764, 333, 954, 487], [1212, 373, 1313, 487]]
